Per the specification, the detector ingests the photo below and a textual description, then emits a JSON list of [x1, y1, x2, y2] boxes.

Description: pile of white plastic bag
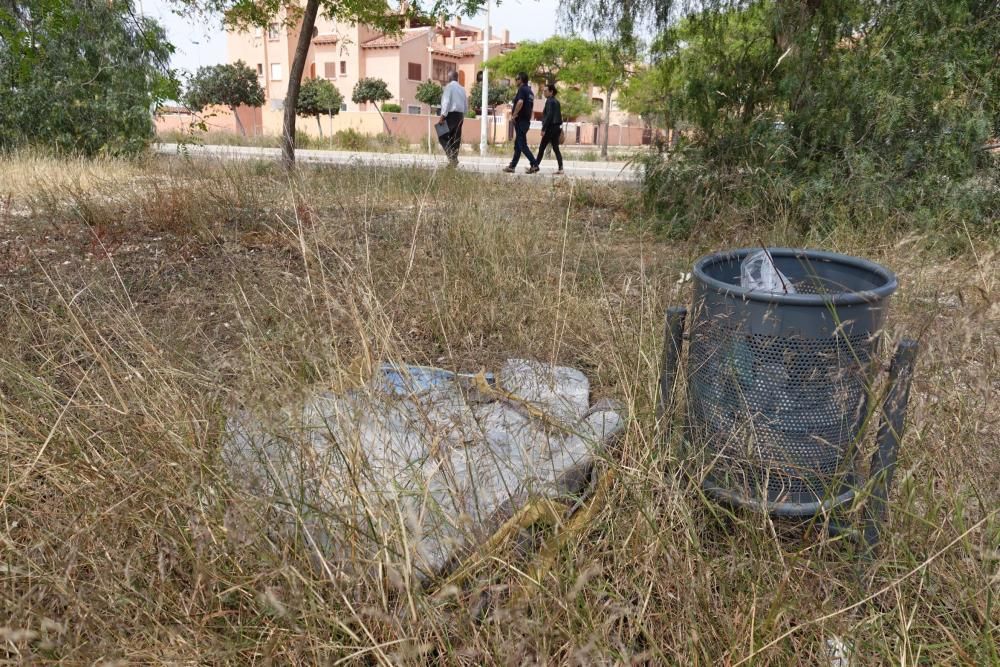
[[224, 359, 624, 580]]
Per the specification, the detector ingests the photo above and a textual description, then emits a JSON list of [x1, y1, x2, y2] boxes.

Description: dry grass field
[[1, 152, 997, 663]]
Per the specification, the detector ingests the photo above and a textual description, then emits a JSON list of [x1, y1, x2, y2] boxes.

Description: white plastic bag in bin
[[741, 250, 797, 294]]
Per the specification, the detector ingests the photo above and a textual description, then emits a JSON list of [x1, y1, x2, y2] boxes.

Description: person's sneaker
[[502, 166, 516, 173], [447, 159, 459, 168], [526, 165, 540, 174], [554, 169, 565, 175]]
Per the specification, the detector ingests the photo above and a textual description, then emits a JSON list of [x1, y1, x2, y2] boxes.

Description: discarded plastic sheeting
[[224, 359, 625, 579]]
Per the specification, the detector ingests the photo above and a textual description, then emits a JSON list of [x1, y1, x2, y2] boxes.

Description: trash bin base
[[702, 476, 856, 518]]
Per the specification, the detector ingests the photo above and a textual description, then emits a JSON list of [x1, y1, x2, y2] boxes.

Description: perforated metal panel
[[688, 322, 874, 498], [686, 249, 897, 513]]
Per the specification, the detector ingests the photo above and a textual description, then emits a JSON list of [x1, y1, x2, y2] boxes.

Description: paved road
[[156, 143, 640, 182]]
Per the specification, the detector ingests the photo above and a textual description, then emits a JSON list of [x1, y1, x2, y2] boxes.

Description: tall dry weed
[[0, 153, 996, 663]]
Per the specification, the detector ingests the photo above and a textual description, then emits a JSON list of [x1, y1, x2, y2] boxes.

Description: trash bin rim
[[693, 247, 898, 306]]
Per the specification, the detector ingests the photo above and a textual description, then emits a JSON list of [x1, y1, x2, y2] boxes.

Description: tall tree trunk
[[374, 104, 391, 135], [282, 0, 320, 170], [231, 105, 246, 137], [316, 114, 323, 138], [601, 85, 613, 159]]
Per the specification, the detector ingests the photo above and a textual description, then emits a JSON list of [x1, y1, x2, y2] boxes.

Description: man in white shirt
[[438, 70, 467, 167]]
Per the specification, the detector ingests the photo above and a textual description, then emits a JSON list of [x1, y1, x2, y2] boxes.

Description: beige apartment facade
[[156, 9, 653, 146], [224, 11, 516, 136]]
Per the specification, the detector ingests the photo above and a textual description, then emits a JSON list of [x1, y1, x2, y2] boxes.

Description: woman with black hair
[[534, 83, 564, 175]]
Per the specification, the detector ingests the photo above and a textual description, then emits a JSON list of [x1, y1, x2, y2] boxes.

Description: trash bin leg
[[863, 339, 919, 556], [658, 307, 687, 425]]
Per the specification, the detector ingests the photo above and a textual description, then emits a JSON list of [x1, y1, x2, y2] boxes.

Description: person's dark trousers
[[509, 122, 537, 168], [438, 111, 464, 162], [536, 127, 563, 170]]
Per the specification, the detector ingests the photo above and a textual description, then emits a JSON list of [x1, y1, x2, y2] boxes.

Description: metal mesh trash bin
[[659, 249, 917, 542]]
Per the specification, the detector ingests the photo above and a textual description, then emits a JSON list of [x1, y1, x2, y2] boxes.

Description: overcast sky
[[144, 0, 564, 76]]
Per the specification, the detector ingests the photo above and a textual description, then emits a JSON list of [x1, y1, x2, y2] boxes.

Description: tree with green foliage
[[469, 80, 514, 115], [569, 40, 636, 158], [617, 66, 662, 127], [484, 36, 596, 84], [352, 77, 392, 108], [296, 77, 343, 138], [415, 80, 443, 111], [562, 0, 1000, 236], [644, 3, 785, 149], [0, 0, 177, 156], [172, 0, 483, 169], [555, 87, 594, 121], [183, 61, 264, 136], [352, 76, 393, 133], [486, 36, 636, 157], [468, 80, 512, 142], [566, 0, 999, 174]]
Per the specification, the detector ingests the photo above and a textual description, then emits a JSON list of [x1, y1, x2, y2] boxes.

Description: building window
[[407, 62, 421, 81], [270, 98, 284, 111], [324, 62, 337, 79], [256, 63, 263, 76], [340, 60, 347, 75], [270, 63, 282, 81], [267, 23, 280, 40], [407, 105, 422, 114], [340, 102, 347, 112], [432, 60, 455, 83]]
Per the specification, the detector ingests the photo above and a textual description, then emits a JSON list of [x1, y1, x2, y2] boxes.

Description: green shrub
[[640, 147, 1000, 246], [627, 0, 1000, 243], [157, 129, 280, 149], [293, 132, 322, 149], [415, 80, 443, 108], [0, 0, 177, 156], [332, 128, 369, 151], [381, 103, 402, 113], [373, 133, 407, 151]]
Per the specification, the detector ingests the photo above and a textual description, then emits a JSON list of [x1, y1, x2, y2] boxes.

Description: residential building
[[225, 11, 515, 130], [156, 8, 652, 146]]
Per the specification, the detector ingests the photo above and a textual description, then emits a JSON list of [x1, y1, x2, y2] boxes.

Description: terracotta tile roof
[[156, 105, 192, 115], [362, 27, 430, 48], [433, 40, 518, 58], [448, 22, 482, 34], [312, 34, 339, 46], [430, 47, 462, 58]]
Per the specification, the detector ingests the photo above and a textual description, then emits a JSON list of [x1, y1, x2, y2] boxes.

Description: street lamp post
[[479, 0, 490, 155], [428, 39, 434, 155]]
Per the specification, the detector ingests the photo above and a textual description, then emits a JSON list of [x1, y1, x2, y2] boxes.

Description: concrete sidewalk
[[156, 143, 640, 182]]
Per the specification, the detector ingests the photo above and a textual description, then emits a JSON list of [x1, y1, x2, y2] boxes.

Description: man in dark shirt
[[503, 72, 539, 174]]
